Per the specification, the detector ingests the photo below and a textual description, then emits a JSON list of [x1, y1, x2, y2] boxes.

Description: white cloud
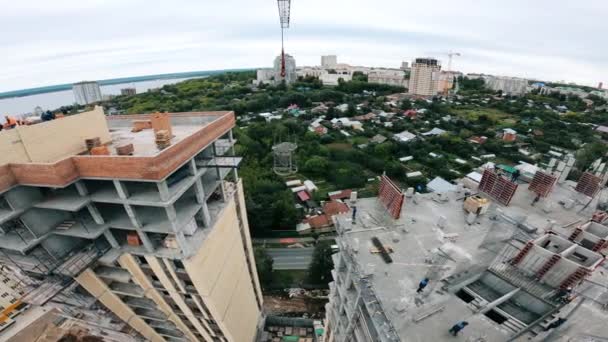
[[0, 0, 606, 92]]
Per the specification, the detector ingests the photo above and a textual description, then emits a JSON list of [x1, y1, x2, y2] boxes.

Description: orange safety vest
[[4, 116, 17, 128]]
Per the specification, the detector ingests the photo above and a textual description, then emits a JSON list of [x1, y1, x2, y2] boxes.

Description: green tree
[[254, 247, 274, 289], [303, 156, 330, 177], [307, 241, 335, 285]]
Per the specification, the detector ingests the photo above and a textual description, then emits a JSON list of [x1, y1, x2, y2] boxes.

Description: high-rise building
[[323, 174, 608, 342], [0, 106, 263, 341], [273, 53, 297, 84], [256, 53, 297, 85], [321, 55, 338, 69], [121, 87, 137, 96], [408, 58, 441, 96], [73, 81, 103, 105]]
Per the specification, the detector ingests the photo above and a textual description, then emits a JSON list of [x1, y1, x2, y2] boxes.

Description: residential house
[[502, 128, 517, 142], [393, 130, 417, 143], [421, 127, 447, 136], [469, 136, 488, 144], [370, 134, 387, 144]]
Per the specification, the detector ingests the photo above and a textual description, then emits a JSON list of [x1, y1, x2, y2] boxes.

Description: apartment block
[[408, 58, 440, 96], [0, 107, 263, 342], [73, 81, 103, 105]]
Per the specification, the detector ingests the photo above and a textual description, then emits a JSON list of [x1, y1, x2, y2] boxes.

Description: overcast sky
[[1, 0, 606, 92]]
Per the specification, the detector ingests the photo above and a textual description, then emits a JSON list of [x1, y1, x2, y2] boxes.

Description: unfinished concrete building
[[324, 173, 608, 342], [0, 107, 263, 341]]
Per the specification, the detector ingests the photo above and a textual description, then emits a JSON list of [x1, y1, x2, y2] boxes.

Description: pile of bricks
[[90, 145, 110, 155], [85, 137, 101, 151], [116, 143, 134, 156], [155, 130, 171, 150], [131, 119, 152, 133], [126, 232, 141, 246]]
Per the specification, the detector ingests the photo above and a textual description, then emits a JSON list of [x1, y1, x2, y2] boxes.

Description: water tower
[[272, 141, 298, 176]]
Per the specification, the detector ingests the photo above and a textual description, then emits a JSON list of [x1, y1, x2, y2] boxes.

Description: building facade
[[483, 76, 528, 95], [121, 87, 137, 96], [367, 69, 408, 88], [321, 55, 338, 69], [73, 81, 103, 105], [0, 107, 263, 341], [408, 58, 441, 96]]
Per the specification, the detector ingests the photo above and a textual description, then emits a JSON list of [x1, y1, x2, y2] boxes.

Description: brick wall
[[0, 112, 235, 192]]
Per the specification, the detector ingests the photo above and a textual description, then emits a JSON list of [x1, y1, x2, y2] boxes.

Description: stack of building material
[[85, 137, 101, 151], [116, 143, 134, 156], [464, 196, 491, 215], [126, 232, 140, 246], [131, 119, 152, 132], [163, 236, 179, 249], [90, 146, 110, 155], [55, 220, 76, 230], [151, 112, 172, 137], [155, 130, 171, 149]]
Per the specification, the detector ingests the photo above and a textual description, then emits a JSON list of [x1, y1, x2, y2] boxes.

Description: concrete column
[[75, 181, 88, 196], [193, 179, 205, 204], [86, 203, 104, 224], [164, 205, 179, 232], [124, 204, 142, 228], [136, 231, 154, 253], [157, 181, 170, 202], [175, 231, 191, 256], [479, 288, 520, 314], [188, 159, 197, 176], [113, 180, 129, 199], [193, 178, 211, 227], [123, 204, 154, 252], [103, 230, 120, 248]]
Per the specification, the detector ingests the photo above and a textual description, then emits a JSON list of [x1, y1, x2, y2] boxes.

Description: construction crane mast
[[277, 0, 291, 77], [446, 51, 461, 72]]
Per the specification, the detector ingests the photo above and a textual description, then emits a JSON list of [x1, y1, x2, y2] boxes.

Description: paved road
[[267, 248, 315, 270], [252, 235, 336, 244]]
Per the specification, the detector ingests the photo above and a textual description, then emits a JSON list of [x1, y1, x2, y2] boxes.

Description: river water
[[0, 77, 198, 115]]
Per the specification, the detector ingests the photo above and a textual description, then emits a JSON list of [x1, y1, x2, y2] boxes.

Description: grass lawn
[[451, 107, 513, 123]]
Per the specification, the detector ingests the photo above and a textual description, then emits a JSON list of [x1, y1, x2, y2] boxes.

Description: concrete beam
[[478, 288, 520, 314]]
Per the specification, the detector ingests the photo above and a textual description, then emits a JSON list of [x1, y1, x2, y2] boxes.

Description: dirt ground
[[263, 295, 328, 318]]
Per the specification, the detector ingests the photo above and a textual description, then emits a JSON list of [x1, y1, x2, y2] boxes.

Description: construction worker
[[511, 169, 521, 182], [531, 193, 541, 206], [554, 287, 573, 303], [417, 278, 429, 293], [449, 321, 469, 336], [544, 317, 567, 331], [4, 116, 17, 129]]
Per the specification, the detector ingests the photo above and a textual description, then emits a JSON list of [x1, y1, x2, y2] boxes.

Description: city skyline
[[1, 0, 606, 92]]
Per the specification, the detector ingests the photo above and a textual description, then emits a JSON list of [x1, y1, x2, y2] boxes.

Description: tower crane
[[446, 51, 461, 72], [277, 0, 292, 77]]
